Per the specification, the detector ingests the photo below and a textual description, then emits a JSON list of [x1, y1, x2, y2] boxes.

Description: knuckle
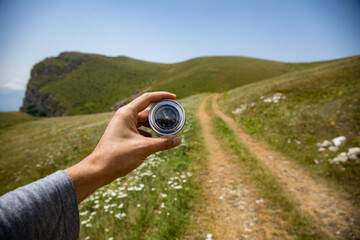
[[116, 106, 134, 119], [115, 107, 128, 118], [142, 92, 151, 98], [115, 107, 123, 116], [163, 138, 172, 150]]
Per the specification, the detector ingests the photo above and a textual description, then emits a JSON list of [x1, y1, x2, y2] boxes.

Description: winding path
[[212, 94, 360, 239], [195, 96, 292, 239]]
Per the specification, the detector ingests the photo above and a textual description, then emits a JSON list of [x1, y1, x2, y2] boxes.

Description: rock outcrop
[[21, 52, 87, 116], [21, 86, 66, 116]]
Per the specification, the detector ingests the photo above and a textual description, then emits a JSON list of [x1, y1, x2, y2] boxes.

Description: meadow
[[0, 94, 208, 239], [1, 55, 359, 239]]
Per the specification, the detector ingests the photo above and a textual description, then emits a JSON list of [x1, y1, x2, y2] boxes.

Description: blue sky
[[0, 0, 359, 111]]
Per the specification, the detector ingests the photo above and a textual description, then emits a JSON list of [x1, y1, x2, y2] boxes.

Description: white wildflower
[[117, 193, 128, 198], [80, 211, 88, 216]]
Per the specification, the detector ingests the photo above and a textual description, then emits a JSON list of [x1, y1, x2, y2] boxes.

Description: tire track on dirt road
[[212, 94, 360, 239], [195, 96, 293, 239]]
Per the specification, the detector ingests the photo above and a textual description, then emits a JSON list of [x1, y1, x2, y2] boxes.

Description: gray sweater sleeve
[[0, 171, 79, 240]]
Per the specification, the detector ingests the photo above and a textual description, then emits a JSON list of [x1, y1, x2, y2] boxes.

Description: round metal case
[[148, 99, 186, 136]]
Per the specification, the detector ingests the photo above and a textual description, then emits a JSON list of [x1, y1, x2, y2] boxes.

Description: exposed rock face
[[21, 52, 87, 116], [21, 86, 66, 116], [30, 52, 85, 78]]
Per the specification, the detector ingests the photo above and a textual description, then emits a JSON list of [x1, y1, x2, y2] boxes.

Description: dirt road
[[212, 94, 360, 239], [196, 96, 292, 239]]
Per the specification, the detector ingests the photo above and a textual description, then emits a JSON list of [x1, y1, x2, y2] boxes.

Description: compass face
[[149, 99, 185, 136], [154, 105, 179, 131]]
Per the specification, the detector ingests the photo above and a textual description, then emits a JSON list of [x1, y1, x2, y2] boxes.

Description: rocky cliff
[[21, 52, 87, 116], [20, 51, 317, 117]]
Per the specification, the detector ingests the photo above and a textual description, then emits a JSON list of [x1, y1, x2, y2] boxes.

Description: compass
[[148, 99, 185, 136]]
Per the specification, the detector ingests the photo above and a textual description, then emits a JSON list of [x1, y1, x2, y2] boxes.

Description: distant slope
[[0, 111, 34, 131], [21, 52, 323, 116], [218, 55, 360, 201]]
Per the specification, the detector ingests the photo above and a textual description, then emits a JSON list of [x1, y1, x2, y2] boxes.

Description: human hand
[[65, 92, 182, 203]]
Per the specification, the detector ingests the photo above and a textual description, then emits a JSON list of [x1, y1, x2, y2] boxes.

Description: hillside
[[21, 52, 320, 116], [0, 111, 34, 133], [218, 55, 360, 201], [3, 56, 360, 239]]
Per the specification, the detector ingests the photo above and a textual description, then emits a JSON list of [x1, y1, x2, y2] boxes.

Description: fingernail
[[173, 136, 181, 146]]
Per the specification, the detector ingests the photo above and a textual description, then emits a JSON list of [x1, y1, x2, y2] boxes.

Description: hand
[[65, 92, 182, 203]]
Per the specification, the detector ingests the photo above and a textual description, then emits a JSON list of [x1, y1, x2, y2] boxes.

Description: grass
[[24, 52, 325, 116], [210, 115, 327, 239], [218, 55, 360, 203], [0, 93, 207, 239], [0, 111, 35, 132]]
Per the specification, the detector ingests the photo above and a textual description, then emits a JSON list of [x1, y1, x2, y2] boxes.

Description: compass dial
[[154, 105, 179, 131], [148, 99, 185, 136]]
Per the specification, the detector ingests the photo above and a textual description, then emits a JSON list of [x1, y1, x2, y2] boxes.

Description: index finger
[[128, 92, 176, 113]]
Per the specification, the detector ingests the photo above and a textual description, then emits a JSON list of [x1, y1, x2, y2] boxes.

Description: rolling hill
[[3, 55, 360, 239], [21, 52, 322, 116]]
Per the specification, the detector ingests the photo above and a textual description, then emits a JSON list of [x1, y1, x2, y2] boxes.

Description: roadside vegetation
[[218, 56, 360, 203]]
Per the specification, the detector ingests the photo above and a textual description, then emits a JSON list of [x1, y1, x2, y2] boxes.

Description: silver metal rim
[[148, 99, 186, 136]]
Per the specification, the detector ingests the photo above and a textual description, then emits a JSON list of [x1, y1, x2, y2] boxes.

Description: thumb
[[145, 135, 182, 154]]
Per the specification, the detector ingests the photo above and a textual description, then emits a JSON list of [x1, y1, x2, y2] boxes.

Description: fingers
[[137, 128, 152, 138], [144, 135, 182, 154], [137, 108, 152, 128], [128, 92, 176, 113], [137, 108, 150, 127]]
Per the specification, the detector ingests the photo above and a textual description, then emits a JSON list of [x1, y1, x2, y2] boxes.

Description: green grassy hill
[[218, 55, 360, 201], [3, 55, 360, 239], [22, 52, 321, 116]]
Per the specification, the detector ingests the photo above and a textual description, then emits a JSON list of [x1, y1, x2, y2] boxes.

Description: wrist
[[65, 152, 111, 203]]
